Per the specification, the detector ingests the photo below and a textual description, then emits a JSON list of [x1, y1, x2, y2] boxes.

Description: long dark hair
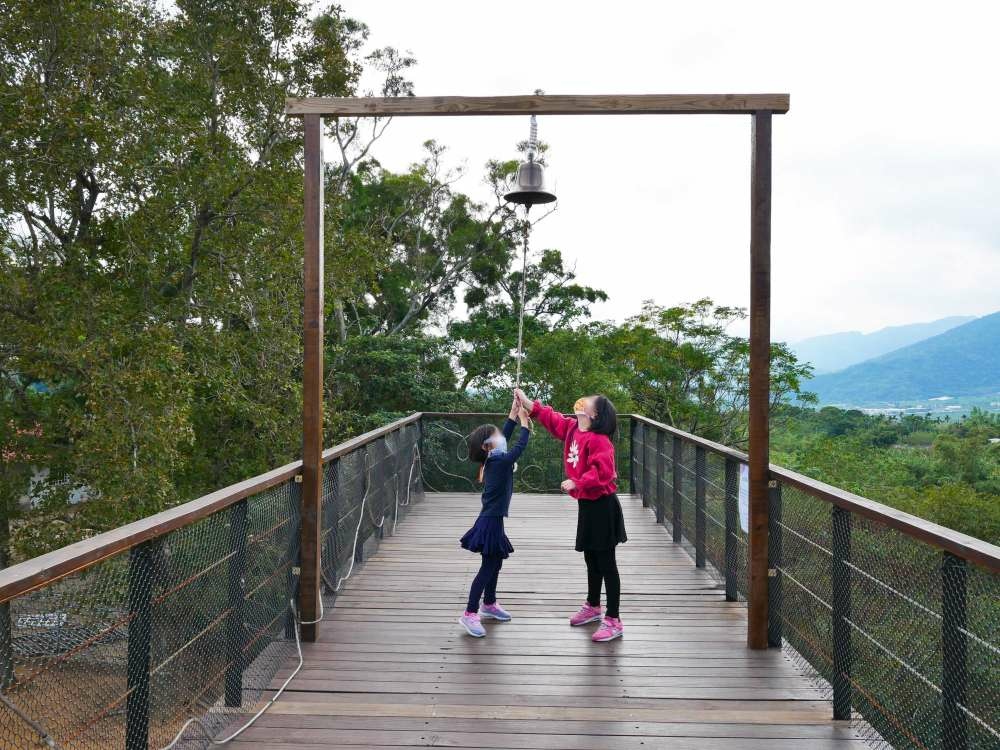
[[467, 424, 498, 463], [590, 395, 618, 437]]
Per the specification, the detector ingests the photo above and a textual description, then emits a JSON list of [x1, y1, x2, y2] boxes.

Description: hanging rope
[[514, 205, 530, 390]]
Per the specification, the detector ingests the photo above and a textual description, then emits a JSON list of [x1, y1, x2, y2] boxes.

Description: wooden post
[[747, 110, 772, 650], [300, 113, 324, 641]]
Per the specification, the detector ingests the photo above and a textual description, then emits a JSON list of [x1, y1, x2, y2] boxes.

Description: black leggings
[[584, 548, 621, 619], [466, 554, 504, 613]]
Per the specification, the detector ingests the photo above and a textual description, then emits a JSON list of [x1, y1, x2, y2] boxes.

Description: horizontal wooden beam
[[285, 94, 790, 117]]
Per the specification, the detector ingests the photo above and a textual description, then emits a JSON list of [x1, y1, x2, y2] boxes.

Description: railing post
[[767, 479, 782, 647], [321, 459, 338, 592], [642, 425, 652, 504], [655, 429, 666, 525], [356, 446, 370, 565], [942, 552, 968, 750], [225, 499, 249, 707], [630, 418, 640, 503], [724, 458, 739, 601], [671, 435, 682, 543], [286, 476, 301, 640], [695, 446, 706, 568], [831, 506, 852, 720], [126, 541, 156, 750]]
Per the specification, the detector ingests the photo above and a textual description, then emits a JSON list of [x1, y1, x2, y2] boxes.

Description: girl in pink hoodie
[[515, 389, 627, 641]]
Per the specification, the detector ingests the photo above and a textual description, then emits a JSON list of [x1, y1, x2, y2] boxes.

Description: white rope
[[514, 207, 530, 390], [160, 436, 424, 749], [159, 599, 307, 749]]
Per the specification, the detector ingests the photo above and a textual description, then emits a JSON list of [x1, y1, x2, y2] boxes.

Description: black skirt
[[575, 493, 627, 552]]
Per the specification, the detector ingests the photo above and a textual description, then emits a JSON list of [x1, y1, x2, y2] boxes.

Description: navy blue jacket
[[478, 419, 530, 517]]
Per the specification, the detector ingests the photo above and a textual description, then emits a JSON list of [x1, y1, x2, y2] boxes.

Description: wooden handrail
[[0, 412, 424, 604], [629, 414, 1000, 574], [321, 412, 422, 462], [0, 460, 302, 604], [630, 414, 749, 462], [770, 466, 1000, 574]]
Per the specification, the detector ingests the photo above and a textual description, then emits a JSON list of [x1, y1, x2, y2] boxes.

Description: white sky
[[337, 0, 999, 342]]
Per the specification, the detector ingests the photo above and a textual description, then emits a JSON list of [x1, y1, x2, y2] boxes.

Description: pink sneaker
[[459, 612, 486, 637], [569, 602, 603, 627], [480, 602, 512, 621], [592, 616, 624, 642]]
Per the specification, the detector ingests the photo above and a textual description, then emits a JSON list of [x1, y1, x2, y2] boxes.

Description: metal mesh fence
[[773, 483, 1000, 750], [0, 480, 300, 750], [0, 417, 424, 749], [320, 422, 424, 593], [420, 414, 632, 495], [631, 416, 1000, 750]]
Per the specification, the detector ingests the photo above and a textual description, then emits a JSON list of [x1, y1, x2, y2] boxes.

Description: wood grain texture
[[226, 491, 856, 748], [299, 113, 324, 640], [285, 93, 790, 117], [747, 111, 773, 649]]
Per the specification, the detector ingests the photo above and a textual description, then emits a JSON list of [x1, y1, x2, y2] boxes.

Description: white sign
[[738, 463, 749, 533], [16, 613, 67, 628]]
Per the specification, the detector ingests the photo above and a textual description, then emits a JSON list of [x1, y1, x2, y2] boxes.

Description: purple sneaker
[[592, 616, 624, 642], [459, 611, 486, 637], [569, 602, 603, 627], [480, 602, 512, 621]]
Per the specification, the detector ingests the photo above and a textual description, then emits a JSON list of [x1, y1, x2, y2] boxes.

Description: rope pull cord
[[527, 114, 538, 162], [514, 204, 531, 391]]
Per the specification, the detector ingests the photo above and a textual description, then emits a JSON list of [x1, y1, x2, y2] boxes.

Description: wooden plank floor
[[231, 492, 862, 749]]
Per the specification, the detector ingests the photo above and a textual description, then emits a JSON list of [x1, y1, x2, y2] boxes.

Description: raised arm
[[494, 415, 531, 465], [574, 436, 617, 495], [528, 400, 575, 442], [501, 398, 518, 439]]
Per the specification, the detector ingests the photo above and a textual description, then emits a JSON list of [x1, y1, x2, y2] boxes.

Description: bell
[[504, 158, 557, 207], [504, 112, 557, 208]]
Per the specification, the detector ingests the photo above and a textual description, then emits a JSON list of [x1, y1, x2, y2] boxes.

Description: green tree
[[0, 0, 409, 556], [611, 299, 815, 446]]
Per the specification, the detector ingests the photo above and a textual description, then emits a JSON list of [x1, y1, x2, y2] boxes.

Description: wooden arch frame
[[286, 93, 790, 649]]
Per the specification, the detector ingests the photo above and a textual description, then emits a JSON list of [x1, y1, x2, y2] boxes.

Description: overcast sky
[[336, 0, 999, 343]]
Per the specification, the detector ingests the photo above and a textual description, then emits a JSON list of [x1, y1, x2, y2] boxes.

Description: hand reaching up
[[508, 397, 520, 420], [514, 388, 532, 410]]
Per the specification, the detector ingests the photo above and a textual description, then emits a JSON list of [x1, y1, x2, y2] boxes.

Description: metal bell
[[504, 113, 557, 207], [504, 158, 557, 207]]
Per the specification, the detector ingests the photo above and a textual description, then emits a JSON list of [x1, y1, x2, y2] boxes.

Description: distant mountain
[[791, 316, 976, 374], [806, 312, 1000, 405]]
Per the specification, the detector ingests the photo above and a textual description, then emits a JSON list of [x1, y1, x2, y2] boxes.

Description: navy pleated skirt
[[460, 515, 514, 558]]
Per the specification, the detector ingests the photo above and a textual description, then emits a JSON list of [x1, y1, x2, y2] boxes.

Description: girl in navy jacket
[[458, 399, 532, 637]]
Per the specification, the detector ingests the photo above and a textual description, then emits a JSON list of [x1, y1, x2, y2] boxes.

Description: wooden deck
[[231, 492, 863, 749]]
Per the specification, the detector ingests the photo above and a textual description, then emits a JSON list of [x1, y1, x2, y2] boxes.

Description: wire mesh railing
[[631, 414, 1000, 750], [420, 412, 632, 495], [0, 414, 424, 750]]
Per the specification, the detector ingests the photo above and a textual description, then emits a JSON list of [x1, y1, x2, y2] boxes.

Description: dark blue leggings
[[466, 554, 504, 613]]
